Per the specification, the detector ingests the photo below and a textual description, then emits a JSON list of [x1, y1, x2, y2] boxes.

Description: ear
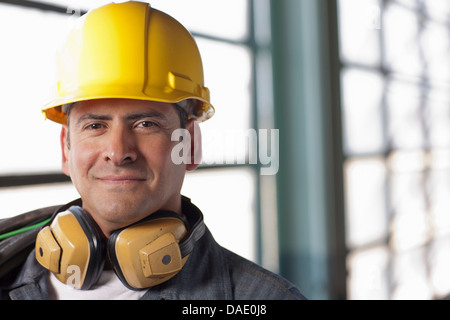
[[60, 125, 70, 176], [185, 119, 202, 171]]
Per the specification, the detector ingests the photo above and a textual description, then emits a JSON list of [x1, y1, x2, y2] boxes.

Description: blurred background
[[0, 0, 449, 300]]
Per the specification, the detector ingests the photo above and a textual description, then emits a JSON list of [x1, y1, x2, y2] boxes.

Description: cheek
[[68, 143, 99, 180], [145, 139, 176, 167], [143, 138, 185, 177]]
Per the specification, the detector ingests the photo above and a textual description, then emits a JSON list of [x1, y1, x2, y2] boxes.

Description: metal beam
[[0, 0, 86, 14], [0, 173, 71, 188], [270, 0, 346, 299]]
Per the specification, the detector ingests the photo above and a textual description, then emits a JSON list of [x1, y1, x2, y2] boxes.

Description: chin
[[90, 199, 153, 229]]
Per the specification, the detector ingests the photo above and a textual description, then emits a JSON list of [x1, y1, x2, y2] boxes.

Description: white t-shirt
[[48, 270, 147, 300]]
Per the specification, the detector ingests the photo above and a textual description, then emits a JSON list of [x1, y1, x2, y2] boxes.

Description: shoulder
[[185, 224, 306, 300], [1, 200, 81, 299], [220, 246, 306, 300], [0, 205, 59, 284]]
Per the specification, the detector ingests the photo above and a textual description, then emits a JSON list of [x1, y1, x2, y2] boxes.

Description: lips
[[97, 174, 146, 184]]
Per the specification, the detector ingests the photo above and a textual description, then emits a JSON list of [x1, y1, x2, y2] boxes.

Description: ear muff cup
[[107, 211, 189, 290], [35, 206, 106, 290]]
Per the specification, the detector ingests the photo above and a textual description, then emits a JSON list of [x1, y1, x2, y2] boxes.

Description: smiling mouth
[[97, 175, 146, 184]]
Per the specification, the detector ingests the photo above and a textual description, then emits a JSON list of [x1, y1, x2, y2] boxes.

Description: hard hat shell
[[42, 1, 214, 124]]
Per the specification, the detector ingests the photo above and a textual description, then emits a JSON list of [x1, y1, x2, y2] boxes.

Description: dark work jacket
[[2, 199, 306, 300]]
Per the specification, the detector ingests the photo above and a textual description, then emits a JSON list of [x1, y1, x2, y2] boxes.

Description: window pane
[[384, 2, 422, 77], [344, 158, 388, 248], [429, 237, 450, 298], [37, 0, 249, 41], [347, 246, 390, 300], [195, 39, 252, 166], [0, 5, 69, 174], [388, 151, 429, 250], [429, 85, 450, 148], [341, 68, 385, 155], [429, 166, 450, 237], [150, 0, 249, 41], [386, 78, 424, 150], [393, 0, 420, 10], [423, 0, 450, 24], [392, 247, 433, 299], [0, 183, 79, 219], [421, 21, 450, 83], [338, 0, 381, 66], [181, 168, 256, 262]]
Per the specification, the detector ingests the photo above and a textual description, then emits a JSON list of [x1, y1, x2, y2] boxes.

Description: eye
[[85, 123, 105, 130], [136, 121, 157, 128]]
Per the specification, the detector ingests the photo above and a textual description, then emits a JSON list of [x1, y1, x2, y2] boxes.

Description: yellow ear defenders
[[35, 205, 204, 290], [35, 206, 105, 290], [107, 211, 189, 290]]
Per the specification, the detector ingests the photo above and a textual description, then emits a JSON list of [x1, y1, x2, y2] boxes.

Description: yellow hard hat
[[42, 1, 214, 124]]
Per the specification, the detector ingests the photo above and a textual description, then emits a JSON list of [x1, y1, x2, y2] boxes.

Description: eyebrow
[[75, 111, 169, 126], [76, 113, 112, 126], [124, 111, 169, 122]]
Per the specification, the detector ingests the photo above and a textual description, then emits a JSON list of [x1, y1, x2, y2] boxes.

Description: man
[[1, 1, 305, 300]]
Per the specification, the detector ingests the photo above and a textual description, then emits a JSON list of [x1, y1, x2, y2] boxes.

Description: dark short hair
[[173, 103, 189, 129]]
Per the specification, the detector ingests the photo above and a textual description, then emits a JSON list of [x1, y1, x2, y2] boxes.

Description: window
[[0, 0, 261, 263], [338, 0, 450, 299]]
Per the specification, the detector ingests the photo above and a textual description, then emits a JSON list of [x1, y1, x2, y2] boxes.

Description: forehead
[[68, 98, 178, 122]]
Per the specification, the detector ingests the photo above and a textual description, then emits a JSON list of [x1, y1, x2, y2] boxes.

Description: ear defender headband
[[35, 206, 204, 290]]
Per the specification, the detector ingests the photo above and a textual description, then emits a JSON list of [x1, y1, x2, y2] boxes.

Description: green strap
[[0, 218, 51, 241]]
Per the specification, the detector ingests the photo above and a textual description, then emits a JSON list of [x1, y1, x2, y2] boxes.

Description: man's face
[[60, 98, 188, 236]]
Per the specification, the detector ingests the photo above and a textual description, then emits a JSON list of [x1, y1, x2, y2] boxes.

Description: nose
[[103, 126, 138, 166]]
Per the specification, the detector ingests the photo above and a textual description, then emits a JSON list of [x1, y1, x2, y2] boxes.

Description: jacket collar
[[147, 228, 233, 300], [7, 250, 49, 300], [141, 197, 233, 300]]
